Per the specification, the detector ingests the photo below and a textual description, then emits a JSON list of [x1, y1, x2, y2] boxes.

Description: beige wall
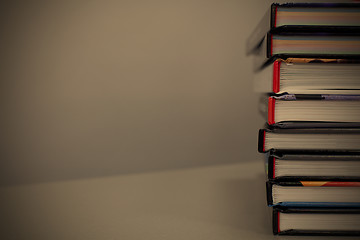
[[11, 0, 350, 185]]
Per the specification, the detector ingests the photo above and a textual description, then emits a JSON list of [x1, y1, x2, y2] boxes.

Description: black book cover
[[246, 3, 360, 55], [252, 33, 360, 70], [273, 207, 360, 236], [258, 128, 360, 154], [267, 153, 360, 181], [266, 181, 305, 206]]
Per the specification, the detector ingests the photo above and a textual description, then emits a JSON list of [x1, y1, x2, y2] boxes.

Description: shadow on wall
[[215, 175, 271, 236], [0, 1, 266, 186]]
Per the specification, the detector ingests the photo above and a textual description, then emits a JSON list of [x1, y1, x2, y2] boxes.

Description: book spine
[[273, 208, 280, 235], [272, 61, 281, 93], [266, 181, 274, 206], [268, 97, 276, 125], [267, 155, 276, 180], [272, 156, 276, 180], [272, 4, 278, 28], [268, 33, 273, 58], [258, 129, 266, 153]]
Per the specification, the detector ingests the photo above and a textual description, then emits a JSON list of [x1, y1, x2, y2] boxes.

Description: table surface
[[1, 160, 359, 240]]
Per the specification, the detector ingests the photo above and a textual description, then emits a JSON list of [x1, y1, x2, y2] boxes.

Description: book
[[246, 3, 360, 55], [250, 3, 360, 236], [253, 33, 360, 69], [253, 59, 360, 95], [258, 128, 360, 153], [267, 181, 360, 207], [266, 95, 360, 128], [267, 153, 360, 181], [273, 207, 360, 236]]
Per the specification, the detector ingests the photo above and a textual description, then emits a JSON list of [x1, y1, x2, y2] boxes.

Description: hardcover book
[[267, 153, 360, 181], [253, 33, 360, 68], [266, 95, 360, 128], [258, 128, 360, 153], [253, 59, 360, 94], [267, 181, 360, 207], [273, 207, 360, 236], [246, 3, 360, 54]]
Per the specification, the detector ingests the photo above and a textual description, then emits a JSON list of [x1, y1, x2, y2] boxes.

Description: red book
[[253, 59, 360, 95]]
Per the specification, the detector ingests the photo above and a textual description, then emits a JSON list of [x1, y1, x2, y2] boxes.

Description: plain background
[[1, 0, 268, 185], [0, 1, 357, 239]]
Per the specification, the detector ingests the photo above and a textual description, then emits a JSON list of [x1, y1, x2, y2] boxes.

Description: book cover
[[273, 207, 360, 236], [258, 128, 360, 153], [246, 3, 360, 54], [253, 58, 360, 94], [267, 153, 360, 181], [252, 33, 360, 69], [267, 181, 360, 207], [266, 95, 360, 128]]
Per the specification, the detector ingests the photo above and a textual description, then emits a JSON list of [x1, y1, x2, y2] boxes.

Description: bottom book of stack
[[273, 207, 360, 235]]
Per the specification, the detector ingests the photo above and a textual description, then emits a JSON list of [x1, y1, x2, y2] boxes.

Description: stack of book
[[247, 3, 360, 236]]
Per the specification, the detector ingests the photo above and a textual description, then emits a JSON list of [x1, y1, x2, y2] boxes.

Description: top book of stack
[[246, 3, 360, 68]]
